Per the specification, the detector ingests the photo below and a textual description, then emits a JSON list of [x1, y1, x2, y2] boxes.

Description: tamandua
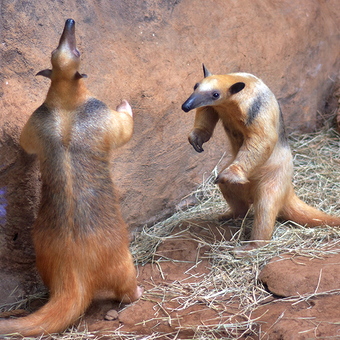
[[0, 19, 142, 337], [182, 64, 340, 250]]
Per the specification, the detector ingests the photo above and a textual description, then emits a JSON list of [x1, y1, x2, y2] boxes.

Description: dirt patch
[[80, 224, 340, 340], [79, 222, 252, 339], [253, 295, 340, 339], [3, 222, 340, 339], [75, 222, 340, 339]]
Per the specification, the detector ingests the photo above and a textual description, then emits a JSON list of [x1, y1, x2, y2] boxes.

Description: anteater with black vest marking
[[182, 65, 340, 251], [0, 19, 142, 337]]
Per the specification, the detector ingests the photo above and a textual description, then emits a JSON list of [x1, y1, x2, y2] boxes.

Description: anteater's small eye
[[194, 83, 199, 90], [212, 91, 220, 99]]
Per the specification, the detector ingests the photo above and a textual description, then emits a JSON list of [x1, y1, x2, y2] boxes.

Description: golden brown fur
[[182, 65, 340, 250], [0, 19, 142, 337]]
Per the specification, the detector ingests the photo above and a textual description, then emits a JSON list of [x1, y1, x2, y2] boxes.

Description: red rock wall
[[0, 0, 340, 301]]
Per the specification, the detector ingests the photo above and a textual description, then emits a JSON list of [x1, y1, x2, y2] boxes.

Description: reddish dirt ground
[[79, 223, 340, 339], [2, 222, 340, 339], [81, 222, 248, 339]]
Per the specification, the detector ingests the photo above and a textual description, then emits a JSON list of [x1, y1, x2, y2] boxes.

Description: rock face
[[1, 0, 340, 302]]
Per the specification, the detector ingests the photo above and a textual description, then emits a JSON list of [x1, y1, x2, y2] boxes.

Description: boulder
[[259, 253, 340, 297]]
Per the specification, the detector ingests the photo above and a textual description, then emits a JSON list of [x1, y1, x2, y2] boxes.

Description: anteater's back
[[33, 98, 123, 238], [0, 19, 142, 338]]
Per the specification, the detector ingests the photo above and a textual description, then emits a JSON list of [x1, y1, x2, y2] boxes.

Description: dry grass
[[129, 126, 340, 339], [2, 126, 340, 339]]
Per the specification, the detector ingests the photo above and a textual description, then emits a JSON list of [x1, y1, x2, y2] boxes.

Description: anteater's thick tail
[[280, 191, 340, 227], [0, 284, 91, 337]]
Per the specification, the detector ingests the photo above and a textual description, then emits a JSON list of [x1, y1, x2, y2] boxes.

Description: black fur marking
[[77, 98, 108, 117], [278, 105, 289, 146], [246, 96, 262, 126], [72, 98, 110, 151], [230, 82, 245, 95], [34, 103, 51, 118]]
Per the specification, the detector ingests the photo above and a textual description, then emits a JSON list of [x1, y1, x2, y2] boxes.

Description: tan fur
[[182, 65, 340, 250], [0, 19, 142, 337]]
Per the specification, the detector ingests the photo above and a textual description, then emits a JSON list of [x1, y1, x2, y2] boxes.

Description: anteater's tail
[[0, 282, 91, 337], [280, 191, 340, 227]]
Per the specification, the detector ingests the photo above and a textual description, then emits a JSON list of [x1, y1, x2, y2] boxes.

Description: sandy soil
[[74, 222, 340, 339], [2, 220, 340, 339]]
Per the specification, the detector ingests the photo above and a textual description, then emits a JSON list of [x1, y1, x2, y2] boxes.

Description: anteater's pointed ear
[[202, 64, 212, 78], [36, 69, 52, 78], [75, 72, 87, 80], [230, 82, 245, 94]]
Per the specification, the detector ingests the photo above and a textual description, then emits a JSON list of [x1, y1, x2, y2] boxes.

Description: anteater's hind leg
[[105, 251, 143, 303], [237, 175, 288, 253], [218, 181, 251, 221]]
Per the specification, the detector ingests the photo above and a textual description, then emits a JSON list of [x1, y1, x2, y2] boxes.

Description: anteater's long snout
[[182, 93, 197, 112], [182, 92, 209, 112], [57, 19, 77, 52]]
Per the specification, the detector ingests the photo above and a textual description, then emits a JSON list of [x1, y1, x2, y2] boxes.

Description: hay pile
[[128, 127, 340, 339], [2, 127, 340, 339]]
